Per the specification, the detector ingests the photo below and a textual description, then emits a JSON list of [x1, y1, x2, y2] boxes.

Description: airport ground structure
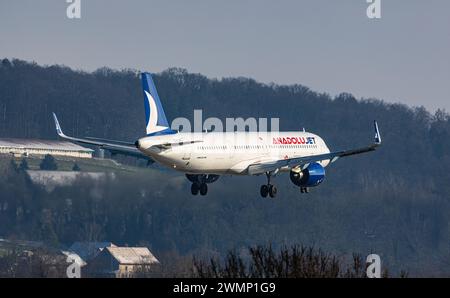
[[0, 138, 93, 159]]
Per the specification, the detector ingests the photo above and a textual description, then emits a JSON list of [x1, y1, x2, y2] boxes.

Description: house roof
[[69, 242, 117, 261], [106, 247, 159, 265]]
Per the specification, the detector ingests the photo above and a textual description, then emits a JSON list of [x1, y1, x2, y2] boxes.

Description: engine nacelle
[[290, 163, 325, 187]]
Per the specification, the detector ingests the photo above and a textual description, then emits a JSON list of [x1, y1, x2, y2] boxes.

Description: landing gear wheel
[[269, 185, 277, 198], [199, 183, 208, 196], [260, 185, 269, 198], [261, 172, 277, 198], [300, 187, 309, 194], [191, 183, 199, 195]]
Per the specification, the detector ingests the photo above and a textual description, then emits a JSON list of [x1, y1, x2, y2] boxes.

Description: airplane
[[52, 72, 381, 198]]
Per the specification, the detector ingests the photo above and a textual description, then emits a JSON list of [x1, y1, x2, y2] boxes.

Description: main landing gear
[[186, 174, 219, 196], [191, 182, 208, 196], [260, 172, 277, 198], [300, 187, 309, 194]]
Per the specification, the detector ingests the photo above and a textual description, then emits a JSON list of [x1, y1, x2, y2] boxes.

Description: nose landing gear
[[260, 172, 277, 198], [260, 184, 277, 198]]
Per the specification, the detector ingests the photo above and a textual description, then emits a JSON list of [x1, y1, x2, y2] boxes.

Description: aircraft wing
[[52, 113, 151, 160], [247, 121, 381, 175]]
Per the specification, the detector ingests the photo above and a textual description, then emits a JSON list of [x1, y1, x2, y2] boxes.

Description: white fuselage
[[137, 131, 331, 175]]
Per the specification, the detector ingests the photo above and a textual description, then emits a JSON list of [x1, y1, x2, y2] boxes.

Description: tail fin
[[141, 73, 175, 136]]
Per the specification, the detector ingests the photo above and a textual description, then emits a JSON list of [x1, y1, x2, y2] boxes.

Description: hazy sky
[[0, 0, 449, 112]]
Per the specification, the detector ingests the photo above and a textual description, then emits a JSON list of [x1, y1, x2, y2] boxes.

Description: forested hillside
[[1, 58, 450, 276]]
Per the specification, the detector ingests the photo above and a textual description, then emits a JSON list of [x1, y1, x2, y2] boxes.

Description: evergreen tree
[[19, 159, 29, 171], [39, 154, 57, 171], [72, 163, 80, 171], [8, 158, 18, 173]]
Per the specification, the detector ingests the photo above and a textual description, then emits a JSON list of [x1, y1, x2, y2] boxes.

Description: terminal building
[[0, 138, 93, 159]]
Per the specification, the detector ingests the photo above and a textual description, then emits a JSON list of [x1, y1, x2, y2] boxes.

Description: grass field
[[0, 154, 141, 173]]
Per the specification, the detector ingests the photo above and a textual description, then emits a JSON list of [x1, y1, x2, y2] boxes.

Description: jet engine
[[290, 162, 325, 187]]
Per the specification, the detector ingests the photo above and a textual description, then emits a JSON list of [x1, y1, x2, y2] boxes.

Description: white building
[[86, 247, 160, 278], [0, 138, 93, 158]]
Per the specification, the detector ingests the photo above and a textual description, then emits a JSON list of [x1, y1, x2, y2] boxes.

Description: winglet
[[374, 120, 381, 145], [52, 112, 66, 138]]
